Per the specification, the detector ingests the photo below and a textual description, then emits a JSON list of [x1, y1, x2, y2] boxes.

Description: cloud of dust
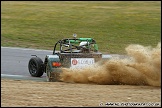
[[60, 42, 161, 86]]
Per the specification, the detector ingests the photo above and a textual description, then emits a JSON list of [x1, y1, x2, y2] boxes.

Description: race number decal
[[71, 58, 95, 69]]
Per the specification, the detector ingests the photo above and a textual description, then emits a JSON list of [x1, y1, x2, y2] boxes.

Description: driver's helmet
[[79, 41, 89, 47]]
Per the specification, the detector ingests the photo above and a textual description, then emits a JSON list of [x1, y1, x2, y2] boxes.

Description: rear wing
[[65, 38, 93, 43]]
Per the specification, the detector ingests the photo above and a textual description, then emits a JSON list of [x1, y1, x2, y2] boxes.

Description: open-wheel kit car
[[28, 34, 111, 81]]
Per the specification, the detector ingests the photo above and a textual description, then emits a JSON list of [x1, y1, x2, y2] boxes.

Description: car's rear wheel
[[46, 63, 60, 82], [46, 63, 52, 81], [28, 57, 44, 77]]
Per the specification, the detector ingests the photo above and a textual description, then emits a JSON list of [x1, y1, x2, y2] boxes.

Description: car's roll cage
[[53, 38, 98, 54]]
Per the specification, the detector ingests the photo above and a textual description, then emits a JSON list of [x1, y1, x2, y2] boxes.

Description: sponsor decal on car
[[70, 58, 95, 69]]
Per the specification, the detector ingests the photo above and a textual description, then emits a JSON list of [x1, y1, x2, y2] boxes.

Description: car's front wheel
[[28, 57, 44, 77]]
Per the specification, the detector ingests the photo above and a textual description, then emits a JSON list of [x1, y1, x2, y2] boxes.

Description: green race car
[[28, 35, 111, 81]]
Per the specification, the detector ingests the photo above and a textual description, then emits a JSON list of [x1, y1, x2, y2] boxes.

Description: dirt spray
[[60, 42, 161, 86]]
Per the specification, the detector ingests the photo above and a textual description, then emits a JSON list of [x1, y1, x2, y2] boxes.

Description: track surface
[[1, 47, 51, 81], [1, 47, 52, 76]]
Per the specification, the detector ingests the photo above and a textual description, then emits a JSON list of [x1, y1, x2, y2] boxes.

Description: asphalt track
[[1, 46, 127, 81], [1, 47, 51, 81]]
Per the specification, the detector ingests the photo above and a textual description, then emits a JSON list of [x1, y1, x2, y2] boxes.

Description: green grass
[[1, 1, 161, 54]]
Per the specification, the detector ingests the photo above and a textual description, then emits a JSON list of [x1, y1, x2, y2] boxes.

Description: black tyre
[[46, 63, 54, 82], [28, 57, 44, 77], [46, 63, 60, 82]]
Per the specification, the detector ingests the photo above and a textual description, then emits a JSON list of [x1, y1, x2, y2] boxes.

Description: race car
[[28, 34, 111, 81]]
